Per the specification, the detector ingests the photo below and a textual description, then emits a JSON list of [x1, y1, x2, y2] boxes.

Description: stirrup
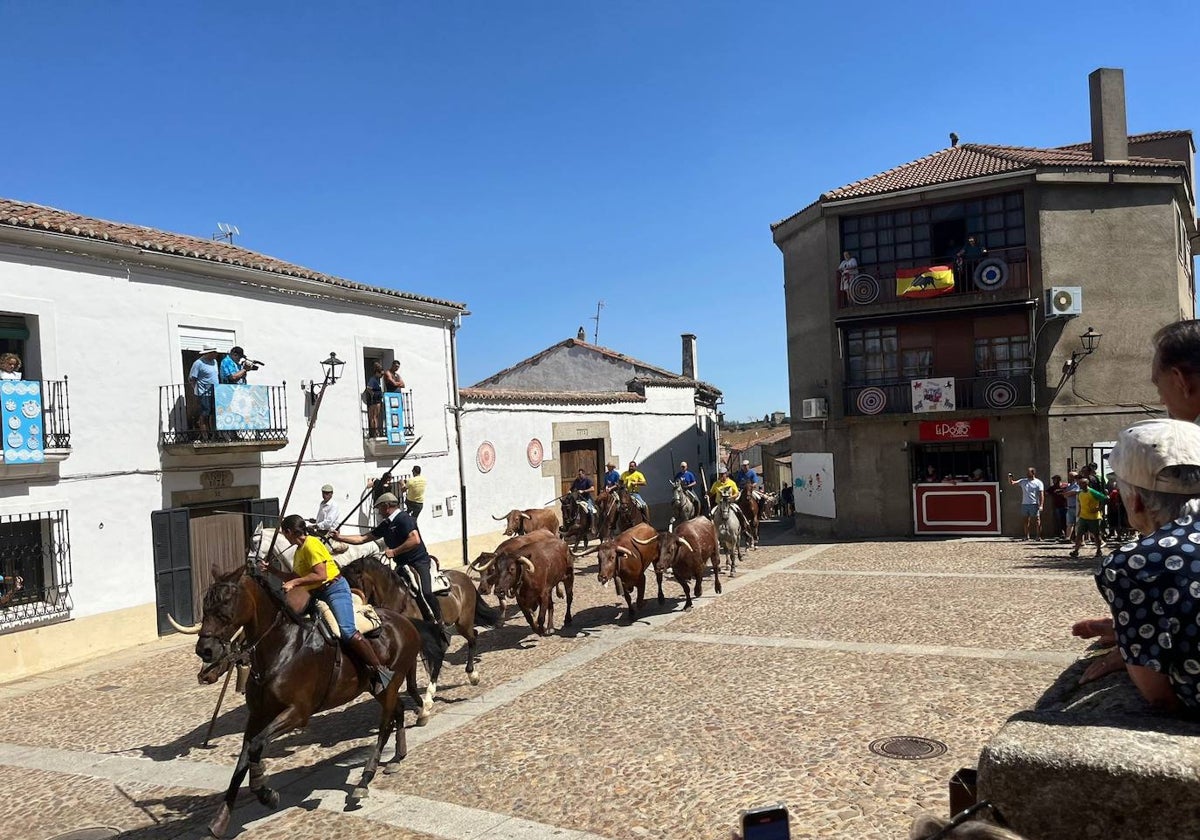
[[370, 666, 395, 696]]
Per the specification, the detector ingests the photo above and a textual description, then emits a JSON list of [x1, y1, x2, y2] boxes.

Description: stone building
[[0, 197, 466, 679], [772, 69, 1195, 538]]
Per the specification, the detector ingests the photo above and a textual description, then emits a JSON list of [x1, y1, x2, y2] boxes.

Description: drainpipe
[[449, 315, 469, 568]]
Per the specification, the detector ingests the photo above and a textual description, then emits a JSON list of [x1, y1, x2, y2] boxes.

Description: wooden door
[[152, 508, 193, 635], [188, 504, 251, 622], [560, 439, 602, 496]]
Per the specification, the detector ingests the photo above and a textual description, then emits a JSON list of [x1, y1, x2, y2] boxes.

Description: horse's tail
[[473, 596, 503, 629], [415, 619, 446, 671]]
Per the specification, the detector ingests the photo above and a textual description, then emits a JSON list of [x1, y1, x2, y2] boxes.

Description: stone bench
[[978, 655, 1200, 840]]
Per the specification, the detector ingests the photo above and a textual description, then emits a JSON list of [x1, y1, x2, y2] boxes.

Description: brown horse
[[738, 480, 760, 548], [177, 566, 424, 838], [558, 489, 597, 551], [600, 482, 648, 539], [340, 555, 500, 710]]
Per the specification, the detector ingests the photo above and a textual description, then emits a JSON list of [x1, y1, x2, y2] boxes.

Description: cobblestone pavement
[[0, 526, 1100, 839]]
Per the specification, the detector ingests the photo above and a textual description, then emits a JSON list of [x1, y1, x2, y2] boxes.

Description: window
[[902, 348, 933, 378], [975, 336, 1031, 375], [846, 327, 899, 384], [0, 509, 72, 630]]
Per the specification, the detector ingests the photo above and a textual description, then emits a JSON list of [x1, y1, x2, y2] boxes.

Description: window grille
[[0, 509, 72, 631]]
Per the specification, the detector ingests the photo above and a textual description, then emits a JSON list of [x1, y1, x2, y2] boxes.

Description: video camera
[[240, 357, 266, 372]]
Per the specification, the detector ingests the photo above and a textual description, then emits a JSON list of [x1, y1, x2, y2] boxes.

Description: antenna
[[591, 300, 605, 345], [213, 222, 240, 244]]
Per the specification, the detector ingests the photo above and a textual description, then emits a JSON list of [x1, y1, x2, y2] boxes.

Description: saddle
[[288, 586, 384, 639]]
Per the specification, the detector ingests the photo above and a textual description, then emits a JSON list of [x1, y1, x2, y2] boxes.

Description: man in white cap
[[674, 460, 699, 512], [311, 484, 339, 532], [1073, 418, 1200, 712], [188, 346, 220, 437]]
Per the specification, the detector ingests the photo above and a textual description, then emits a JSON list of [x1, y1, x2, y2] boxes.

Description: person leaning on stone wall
[[1072, 418, 1200, 713]]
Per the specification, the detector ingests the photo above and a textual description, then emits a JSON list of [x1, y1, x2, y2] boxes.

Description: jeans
[[406, 500, 424, 521], [317, 576, 356, 638]]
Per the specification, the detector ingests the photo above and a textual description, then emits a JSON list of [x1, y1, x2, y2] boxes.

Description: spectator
[[0, 574, 23, 608], [365, 362, 384, 436], [780, 482, 794, 517], [922, 464, 940, 483], [188, 346, 220, 437], [1007, 466, 1044, 540], [219, 346, 250, 385], [1076, 418, 1200, 712], [970, 468, 986, 481], [383, 360, 405, 393], [1151, 319, 1200, 421], [371, 471, 394, 503], [0, 352, 21, 380], [401, 465, 427, 520], [836, 250, 858, 297], [1062, 469, 1080, 541], [955, 234, 987, 284], [311, 484, 339, 532], [1070, 476, 1107, 558], [1048, 474, 1068, 540]]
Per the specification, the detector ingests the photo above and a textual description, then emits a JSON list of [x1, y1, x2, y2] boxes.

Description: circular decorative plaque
[[476, 441, 496, 473], [527, 438, 544, 468]]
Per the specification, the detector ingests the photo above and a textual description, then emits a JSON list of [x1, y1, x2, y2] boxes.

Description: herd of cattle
[[468, 502, 749, 636]]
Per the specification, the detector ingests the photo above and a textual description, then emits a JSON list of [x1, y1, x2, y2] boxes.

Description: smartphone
[[741, 804, 790, 840]]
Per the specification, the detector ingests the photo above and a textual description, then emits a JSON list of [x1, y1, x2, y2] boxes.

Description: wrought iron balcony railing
[[159, 383, 289, 450], [361, 389, 415, 442], [838, 246, 1030, 309], [844, 373, 1033, 417]]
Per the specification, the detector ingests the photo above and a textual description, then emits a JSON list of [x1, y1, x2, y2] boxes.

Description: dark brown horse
[[179, 566, 424, 838], [738, 480, 760, 548], [600, 482, 648, 540], [558, 489, 597, 551], [340, 555, 500, 710]]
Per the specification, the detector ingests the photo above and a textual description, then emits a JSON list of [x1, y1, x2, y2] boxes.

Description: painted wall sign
[[384, 392, 406, 446], [527, 438, 544, 468], [918, 419, 990, 442], [911, 377, 955, 413], [1, 380, 44, 463], [791, 452, 835, 519], [476, 441, 496, 473]]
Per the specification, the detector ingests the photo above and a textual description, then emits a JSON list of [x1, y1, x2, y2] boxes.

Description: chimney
[[681, 333, 698, 380], [1088, 68, 1128, 162]]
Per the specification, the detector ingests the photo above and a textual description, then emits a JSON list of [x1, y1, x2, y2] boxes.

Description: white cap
[[718, 465, 728, 473], [1108, 418, 1200, 494]]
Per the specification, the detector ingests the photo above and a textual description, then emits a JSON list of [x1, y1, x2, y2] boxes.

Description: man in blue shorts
[[1007, 466, 1045, 540]]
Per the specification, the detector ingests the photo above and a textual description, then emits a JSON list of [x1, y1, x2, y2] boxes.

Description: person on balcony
[[311, 484, 339, 533], [0, 353, 20, 380], [364, 361, 385, 436], [955, 235, 987, 286], [219, 346, 250, 385], [188, 346, 220, 437], [383, 360, 405, 394], [836, 250, 858, 300]]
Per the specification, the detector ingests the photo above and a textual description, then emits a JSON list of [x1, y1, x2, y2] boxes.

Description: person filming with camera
[[219, 346, 263, 385]]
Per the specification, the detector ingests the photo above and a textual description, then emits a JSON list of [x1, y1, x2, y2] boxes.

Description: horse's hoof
[[351, 786, 369, 801], [209, 806, 231, 838], [416, 710, 430, 726], [468, 670, 480, 686], [254, 787, 279, 809], [384, 761, 403, 775]]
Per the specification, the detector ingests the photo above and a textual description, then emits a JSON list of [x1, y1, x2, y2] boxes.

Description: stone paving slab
[[794, 537, 1100, 578], [667, 571, 1096, 652], [371, 638, 1064, 840]]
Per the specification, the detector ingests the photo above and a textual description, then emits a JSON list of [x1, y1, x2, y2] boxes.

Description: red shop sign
[[918, 419, 990, 442]]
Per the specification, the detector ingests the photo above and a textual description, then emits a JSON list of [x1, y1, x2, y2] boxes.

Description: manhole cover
[[868, 736, 947, 760], [47, 829, 122, 840]]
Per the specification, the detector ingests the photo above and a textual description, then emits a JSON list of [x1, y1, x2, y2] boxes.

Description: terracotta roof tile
[[0, 198, 466, 312], [1056, 129, 1193, 152], [459, 387, 645, 405]]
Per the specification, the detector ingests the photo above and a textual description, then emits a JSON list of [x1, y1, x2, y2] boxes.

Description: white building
[[460, 335, 721, 541], [0, 198, 466, 680]]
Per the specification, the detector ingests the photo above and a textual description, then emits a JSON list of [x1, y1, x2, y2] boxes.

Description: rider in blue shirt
[[571, 469, 596, 515], [734, 460, 759, 489], [675, 461, 699, 511], [603, 462, 621, 492]]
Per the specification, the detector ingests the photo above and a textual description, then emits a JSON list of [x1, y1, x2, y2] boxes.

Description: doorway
[[559, 438, 604, 497], [930, 219, 966, 263]]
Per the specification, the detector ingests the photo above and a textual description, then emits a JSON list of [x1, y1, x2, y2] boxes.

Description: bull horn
[[492, 513, 509, 521], [167, 613, 202, 634], [676, 537, 695, 553], [615, 546, 633, 558], [520, 512, 531, 520], [518, 556, 536, 573], [574, 546, 600, 556], [470, 554, 496, 571], [630, 535, 658, 545]]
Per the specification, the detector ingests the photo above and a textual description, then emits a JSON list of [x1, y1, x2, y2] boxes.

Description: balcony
[[838, 246, 1030, 310], [844, 373, 1033, 417], [0, 378, 72, 469], [361, 389, 415, 458], [159, 383, 289, 455]]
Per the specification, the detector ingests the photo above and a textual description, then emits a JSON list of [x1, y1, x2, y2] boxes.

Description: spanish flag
[[896, 265, 955, 299]]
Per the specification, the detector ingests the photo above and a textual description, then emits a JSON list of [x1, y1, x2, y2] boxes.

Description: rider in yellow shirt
[[620, 461, 648, 513], [709, 465, 751, 529]]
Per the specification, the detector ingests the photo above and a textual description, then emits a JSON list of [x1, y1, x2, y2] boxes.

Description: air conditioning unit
[[801, 397, 828, 420], [1046, 286, 1083, 317]]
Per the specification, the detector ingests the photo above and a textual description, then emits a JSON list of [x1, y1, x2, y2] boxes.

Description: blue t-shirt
[[219, 355, 241, 384], [571, 475, 594, 494], [603, 469, 620, 489], [1095, 511, 1200, 710], [675, 470, 696, 486], [370, 509, 429, 566], [734, 469, 759, 487], [189, 357, 219, 395]]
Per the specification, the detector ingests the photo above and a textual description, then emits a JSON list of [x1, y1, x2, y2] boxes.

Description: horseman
[[621, 460, 649, 515], [675, 460, 700, 514], [602, 460, 621, 494], [333, 493, 452, 645], [571, 468, 596, 517], [709, 465, 752, 530], [260, 514, 395, 696], [734, 459, 766, 504]]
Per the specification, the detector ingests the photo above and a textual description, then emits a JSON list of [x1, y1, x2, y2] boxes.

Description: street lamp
[[304, 351, 345, 405], [1063, 327, 1102, 377]]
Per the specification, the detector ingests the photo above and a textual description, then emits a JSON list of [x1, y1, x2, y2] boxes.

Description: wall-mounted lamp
[[1062, 327, 1102, 377], [301, 351, 345, 405]]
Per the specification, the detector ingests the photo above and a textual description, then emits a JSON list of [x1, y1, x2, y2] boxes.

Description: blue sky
[[2, 2, 1197, 421]]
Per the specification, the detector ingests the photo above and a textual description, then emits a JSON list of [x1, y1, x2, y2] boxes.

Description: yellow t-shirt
[[710, 477, 739, 499], [1078, 489, 1104, 521], [405, 475, 427, 503], [293, 536, 340, 590], [621, 470, 646, 491]]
